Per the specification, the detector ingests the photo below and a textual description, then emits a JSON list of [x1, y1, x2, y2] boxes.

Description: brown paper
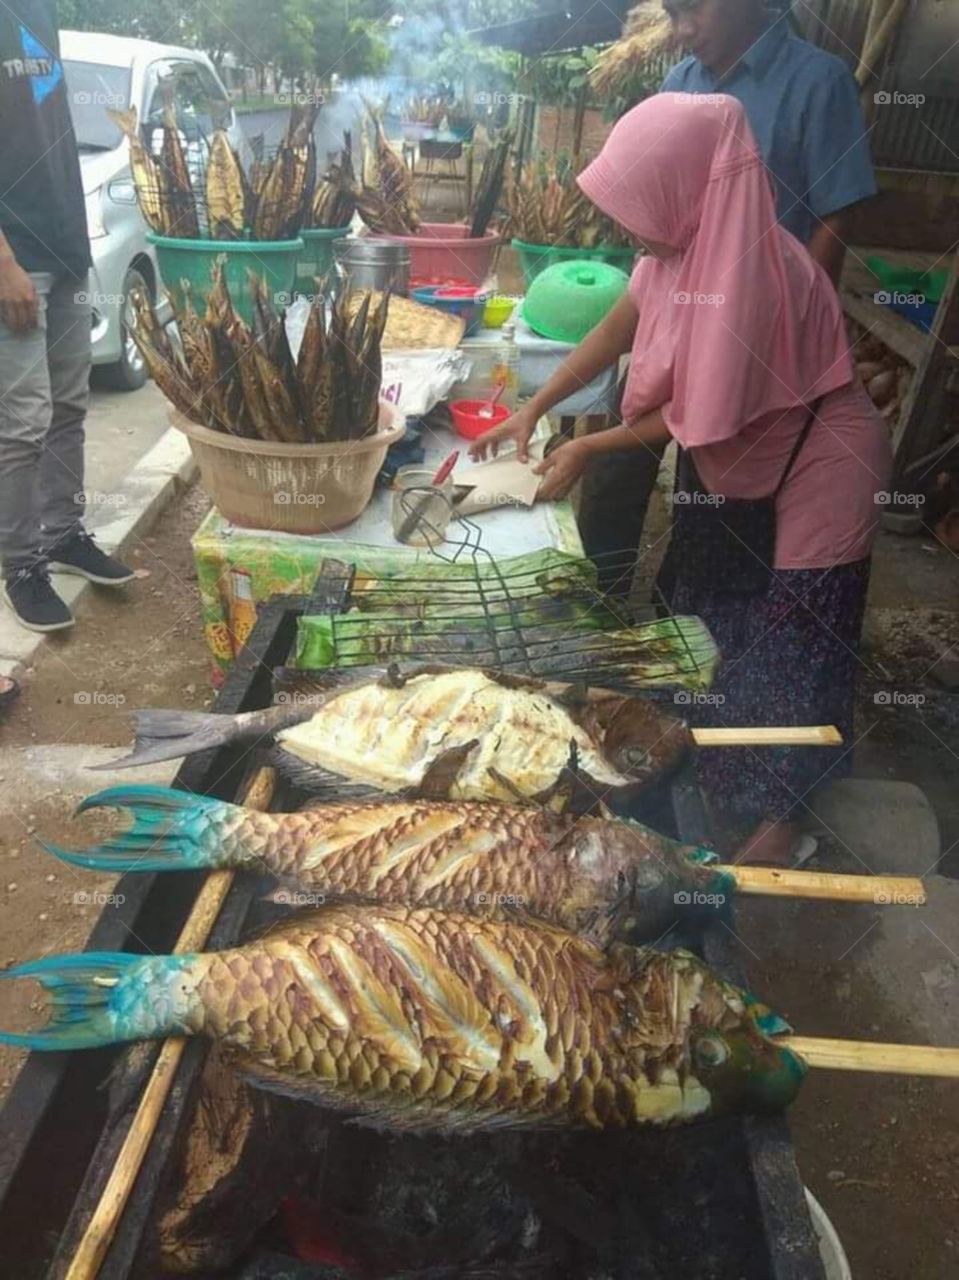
[[451, 441, 545, 516]]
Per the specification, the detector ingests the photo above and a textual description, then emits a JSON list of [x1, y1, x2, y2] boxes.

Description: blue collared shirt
[[661, 20, 877, 243]]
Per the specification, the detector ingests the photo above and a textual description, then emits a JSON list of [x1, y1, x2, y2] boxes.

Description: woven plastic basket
[[171, 404, 404, 534]]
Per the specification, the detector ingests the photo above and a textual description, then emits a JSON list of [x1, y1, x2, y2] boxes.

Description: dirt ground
[[0, 466, 957, 1276]]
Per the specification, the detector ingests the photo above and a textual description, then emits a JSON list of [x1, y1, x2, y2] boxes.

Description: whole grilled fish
[[160, 102, 199, 238], [0, 905, 804, 1130], [46, 786, 729, 942], [96, 665, 693, 809], [107, 107, 167, 234], [206, 130, 247, 239]]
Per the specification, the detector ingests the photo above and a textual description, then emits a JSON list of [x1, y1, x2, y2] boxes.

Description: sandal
[[0, 675, 20, 711]]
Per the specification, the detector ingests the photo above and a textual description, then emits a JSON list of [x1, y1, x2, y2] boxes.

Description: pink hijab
[[577, 93, 853, 446]]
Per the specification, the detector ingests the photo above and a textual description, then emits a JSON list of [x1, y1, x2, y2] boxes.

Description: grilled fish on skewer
[[0, 905, 804, 1130], [107, 106, 167, 234], [94, 665, 693, 808], [206, 130, 248, 239], [47, 787, 728, 943], [160, 101, 199, 238]]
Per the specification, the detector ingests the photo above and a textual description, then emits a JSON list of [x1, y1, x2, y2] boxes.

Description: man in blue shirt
[[578, 0, 877, 595], [661, 0, 876, 282]]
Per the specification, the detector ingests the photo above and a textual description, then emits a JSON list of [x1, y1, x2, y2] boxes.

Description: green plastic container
[[866, 254, 948, 304], [522, 259, 629, 344], [297, 225, 352, 293], [512, 237, 635, 287], [147, 232, 304, 323]]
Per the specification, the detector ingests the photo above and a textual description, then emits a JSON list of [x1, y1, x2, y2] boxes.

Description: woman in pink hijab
[[472, 93, 891, 867]]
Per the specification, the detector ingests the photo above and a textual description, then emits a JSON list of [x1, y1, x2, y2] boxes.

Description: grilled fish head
[[638, 949, 807, 1119], [576, 692, 693, 785]]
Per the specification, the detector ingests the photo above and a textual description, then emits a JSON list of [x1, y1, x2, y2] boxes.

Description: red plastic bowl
[[449, 399, 511, 440]]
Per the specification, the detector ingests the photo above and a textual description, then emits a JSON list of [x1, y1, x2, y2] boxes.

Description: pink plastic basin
[[381, 223, 500, 286]]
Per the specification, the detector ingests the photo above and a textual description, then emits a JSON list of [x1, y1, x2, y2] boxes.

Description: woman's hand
[[532, 437, 593, 502], [467, 403, 538, 463]]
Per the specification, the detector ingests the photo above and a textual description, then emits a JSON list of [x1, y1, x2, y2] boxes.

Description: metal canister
[[333, 239, 411, 295]]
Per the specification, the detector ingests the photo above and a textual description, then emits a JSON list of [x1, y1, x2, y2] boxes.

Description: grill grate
[[299, 548, 716, 690]]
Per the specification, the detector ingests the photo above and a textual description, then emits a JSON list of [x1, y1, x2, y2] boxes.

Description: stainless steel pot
[[333, 238, 411, 294]]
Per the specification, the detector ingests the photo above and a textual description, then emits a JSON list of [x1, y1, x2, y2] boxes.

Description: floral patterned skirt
[[668, 560, 871, 822]]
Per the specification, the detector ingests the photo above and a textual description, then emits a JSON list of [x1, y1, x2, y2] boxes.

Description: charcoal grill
[[0, 583, 825, 1279]]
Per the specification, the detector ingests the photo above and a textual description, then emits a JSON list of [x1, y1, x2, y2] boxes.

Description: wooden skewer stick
[[780, 1036, 959, 1079], [721, 866, 926, 904], [65, 766, 277, 1280], [691, 725, 843, 747]]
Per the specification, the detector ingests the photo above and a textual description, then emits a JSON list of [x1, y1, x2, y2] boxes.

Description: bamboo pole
[[65, 766, 277, 1280], [691, 725, 842, 747], [781, 1036, 959, 1079], [722, 866, 925, 904]]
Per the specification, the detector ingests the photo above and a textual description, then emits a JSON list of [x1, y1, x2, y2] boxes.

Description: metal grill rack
[[299, 547, 711, 691]]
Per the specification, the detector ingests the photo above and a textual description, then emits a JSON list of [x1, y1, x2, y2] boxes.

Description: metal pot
[[333, 238, 411, 294]]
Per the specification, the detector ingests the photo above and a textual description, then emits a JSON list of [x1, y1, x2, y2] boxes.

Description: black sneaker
[[3, 565, 74, 632], [45, 530, 135, 586]]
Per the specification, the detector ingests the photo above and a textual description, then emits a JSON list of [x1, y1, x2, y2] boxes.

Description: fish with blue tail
[[45, 785, 732, 945], [0, 905, 804, 1131], [92, 665, 693, 813]]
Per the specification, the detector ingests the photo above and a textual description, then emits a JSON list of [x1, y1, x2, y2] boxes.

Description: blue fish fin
[[0, 953, 143, 1050], [40, 786, 231, 872]]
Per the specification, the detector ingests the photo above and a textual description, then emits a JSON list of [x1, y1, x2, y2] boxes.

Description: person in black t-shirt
[[0, 0, 133, 633]]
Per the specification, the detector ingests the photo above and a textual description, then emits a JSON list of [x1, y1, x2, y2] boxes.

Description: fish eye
[[624, 747, 648, 767], [693, 1032, 729, 1069]]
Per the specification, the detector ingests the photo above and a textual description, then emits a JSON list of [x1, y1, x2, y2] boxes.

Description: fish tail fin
[[0, 952, 177, 1050], [41, 785, 240, 873], [89, 707, 283, 772]]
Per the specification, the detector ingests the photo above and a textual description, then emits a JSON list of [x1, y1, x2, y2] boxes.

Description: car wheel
[[98, 267, 149, 392]]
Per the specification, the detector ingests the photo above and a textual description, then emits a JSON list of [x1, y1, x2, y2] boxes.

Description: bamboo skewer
[[780, 1036, 959, 1079], [721, 866, 926, 904], [65, 766, 277, 1280], [691, 725, 843, 747]]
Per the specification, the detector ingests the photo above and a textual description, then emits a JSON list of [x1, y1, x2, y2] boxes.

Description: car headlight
[[85, 187, 108, 239]]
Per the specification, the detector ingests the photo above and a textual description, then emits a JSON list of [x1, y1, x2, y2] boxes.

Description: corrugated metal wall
[[797, 0, 959, 172]]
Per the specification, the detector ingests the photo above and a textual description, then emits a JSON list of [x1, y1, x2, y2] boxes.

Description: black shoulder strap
[[773, 396, 825, 497]]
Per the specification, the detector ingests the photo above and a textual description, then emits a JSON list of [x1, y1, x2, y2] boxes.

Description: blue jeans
[[0, 271, 91, 572]]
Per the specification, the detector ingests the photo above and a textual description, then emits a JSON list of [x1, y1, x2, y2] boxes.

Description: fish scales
[[0, 907, 805, 1129], [57, 788, 729, 941]]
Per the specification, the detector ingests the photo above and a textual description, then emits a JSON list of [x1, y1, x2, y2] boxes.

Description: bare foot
[[736, 818, 799, 868], [0, 675, 19, 709]]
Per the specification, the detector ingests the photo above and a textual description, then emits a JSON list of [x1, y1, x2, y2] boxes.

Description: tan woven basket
[[171, 404, 404, 534]]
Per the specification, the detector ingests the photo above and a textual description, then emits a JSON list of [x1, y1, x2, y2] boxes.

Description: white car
[[61, 32, 244, 389]]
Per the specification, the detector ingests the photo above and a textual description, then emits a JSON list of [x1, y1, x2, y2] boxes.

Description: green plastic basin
[[297, 226, 352, 293], [511, 237, 635, 288], [522, 259, 630, 344], [147, 233, 304, 322]]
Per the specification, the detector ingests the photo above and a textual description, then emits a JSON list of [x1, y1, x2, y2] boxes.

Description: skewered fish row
[[355, 105, 421, 236], [94, 665, 694, 807], [0, 905, 805, 1130], [45, 788, 728, 943], [309, 133, 357, 228], [507, 157, 632, 249], [130, 264, 389, 444]]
